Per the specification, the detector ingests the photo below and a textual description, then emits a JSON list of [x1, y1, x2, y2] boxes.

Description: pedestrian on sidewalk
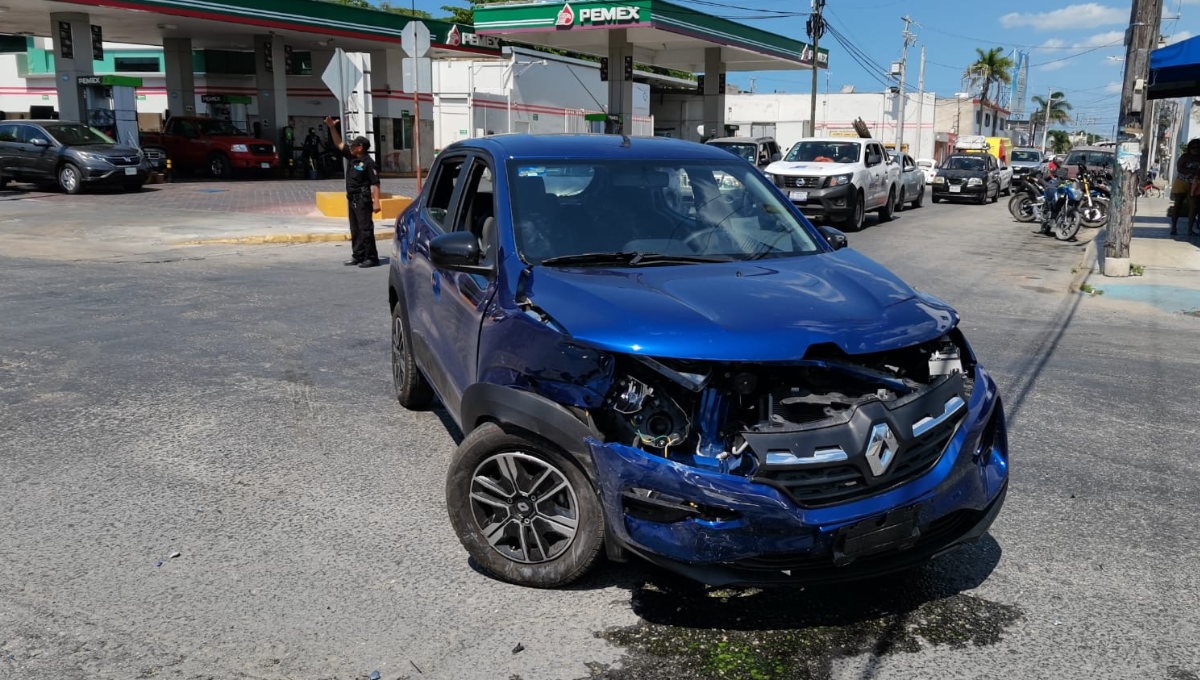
[[301, 127, 320, 179], [324, 116, 382, 268], [1170, 139, 1200, 236], [280, 118, 296, 178]]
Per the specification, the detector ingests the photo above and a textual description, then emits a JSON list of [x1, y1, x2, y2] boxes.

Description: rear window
[[1065, 151, 1114, 166], [941, 156, 986, 171], [1011, 150, 1041, 162]]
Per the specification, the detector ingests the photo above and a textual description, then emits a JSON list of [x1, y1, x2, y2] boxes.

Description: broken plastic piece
[[370, 671, 381, 680], [512, 642, 525, 654]]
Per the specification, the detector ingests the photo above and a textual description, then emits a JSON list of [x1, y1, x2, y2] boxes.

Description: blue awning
[[1148, 35, 1200, 100]]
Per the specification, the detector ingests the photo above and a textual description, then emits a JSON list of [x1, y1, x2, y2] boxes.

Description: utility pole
[[1105, 0, 1164, 276], [914, 44, 925, 158], [1039, 88, 1054, 154], [895, 16, 917, 154], [806, 0, 825, 136], [749, 76, 757, 94]]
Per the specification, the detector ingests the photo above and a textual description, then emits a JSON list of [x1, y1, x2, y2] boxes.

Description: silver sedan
[[890, 152, 927, 210]]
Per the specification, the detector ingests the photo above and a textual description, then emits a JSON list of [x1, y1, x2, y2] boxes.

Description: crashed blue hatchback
[[388, 135, 1008, 588]]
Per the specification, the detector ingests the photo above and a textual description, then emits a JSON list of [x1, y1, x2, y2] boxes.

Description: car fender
[[460, 382, 601, 480]]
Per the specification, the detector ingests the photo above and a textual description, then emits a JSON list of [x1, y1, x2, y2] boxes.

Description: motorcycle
[[1008, 174, 1046, 223], [1076, 167, 1110, 228], [1039, 169, 1085, 241]]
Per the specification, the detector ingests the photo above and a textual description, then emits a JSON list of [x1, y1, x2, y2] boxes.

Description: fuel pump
[[76, 74, 142, 147]]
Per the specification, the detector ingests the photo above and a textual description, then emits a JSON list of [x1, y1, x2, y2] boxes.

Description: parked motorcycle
[[1076, 167, 1110, 228], [1039, 170, 1085, 241], [1009, 174, 1045, 223]]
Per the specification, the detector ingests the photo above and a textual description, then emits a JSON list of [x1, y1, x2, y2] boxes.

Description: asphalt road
[[2, 197, 1198, 680]]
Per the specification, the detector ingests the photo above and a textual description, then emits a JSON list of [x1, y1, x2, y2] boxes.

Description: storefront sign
[[445, 25, 502, 50], [555, 3, 641, 27], [91, 25, 103, 61]]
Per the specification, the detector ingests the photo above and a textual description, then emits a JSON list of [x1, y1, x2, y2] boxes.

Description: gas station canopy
[[474, 0, 827, 72], [0, 0, 501, 58]]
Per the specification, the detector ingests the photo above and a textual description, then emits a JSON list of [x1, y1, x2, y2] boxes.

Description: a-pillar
[[254, 34, 289, 144], [162, 37, 196, 118], [606, 29, 634, 134], [702, 48, 726, 141], [49, 12, 93, 123]]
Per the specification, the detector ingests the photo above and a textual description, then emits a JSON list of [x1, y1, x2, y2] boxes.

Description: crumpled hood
[[764, 160, 853, 177], [526, 249, 958, 361]]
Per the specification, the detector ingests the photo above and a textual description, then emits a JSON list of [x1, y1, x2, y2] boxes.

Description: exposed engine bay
[[593, 331, 976, 482]]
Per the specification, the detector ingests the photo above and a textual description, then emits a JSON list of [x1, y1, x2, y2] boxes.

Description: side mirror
[[430, 231, 490, 273], [31, 138, 50, 147], [818, 225, 848, 251], [866, 154, 881, 166], [770, 152, 782, 162]]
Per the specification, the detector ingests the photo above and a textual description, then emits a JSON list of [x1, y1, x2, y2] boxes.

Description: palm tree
[[1047, 130, 1072, 154], [1031, 92, 1073, 146], [963, 47, 1015, 105]]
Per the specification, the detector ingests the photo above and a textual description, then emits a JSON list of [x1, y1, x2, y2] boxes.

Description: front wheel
[[913, 185, 925, 208], [58, 163, 83, 194], [1081, 197, 1109, 227], [1055, 210, 1083, 241], [843, 192, 866, 231], [896, 188, 906, 212], [208, 153, 232, 179], [446, 423, 604, 588]]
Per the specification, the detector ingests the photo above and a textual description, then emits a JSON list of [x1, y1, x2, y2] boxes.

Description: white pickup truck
[[762, 137, 902, 230]]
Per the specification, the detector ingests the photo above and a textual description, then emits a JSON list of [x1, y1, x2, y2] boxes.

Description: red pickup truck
[[141, 117, 279, 179]]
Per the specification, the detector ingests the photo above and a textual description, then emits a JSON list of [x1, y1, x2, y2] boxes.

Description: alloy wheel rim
[[855, 197, 864, 227], [212, 159, 224, 176], [391, 315, 406, 388], [469, 451, 580, 564], [61, 167, 77, 191]]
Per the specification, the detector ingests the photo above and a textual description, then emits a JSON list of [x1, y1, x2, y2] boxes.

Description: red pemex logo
[[555, 3, 575, 27], [446, 24, 461, 46]]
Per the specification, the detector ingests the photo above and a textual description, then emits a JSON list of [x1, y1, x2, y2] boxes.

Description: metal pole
[[1040, 88, 1053, 154], [896, 16, 915, 154], [915, 45, 925, 158], [807, 0, 825, 137]]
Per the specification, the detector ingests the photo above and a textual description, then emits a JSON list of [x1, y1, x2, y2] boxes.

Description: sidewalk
[[1085, 196, 1200, 315]]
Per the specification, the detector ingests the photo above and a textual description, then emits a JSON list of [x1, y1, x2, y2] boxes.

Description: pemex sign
[[555, 2, 643, 27]]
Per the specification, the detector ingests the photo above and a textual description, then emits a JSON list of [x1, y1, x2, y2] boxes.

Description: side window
[[903, 156, 915, 171], [22, 127, 50, 145], [165, 119, 179, 135], [0, 124, 18, 142], [424, 155, 467, 229], [451, 159, 497, 267]]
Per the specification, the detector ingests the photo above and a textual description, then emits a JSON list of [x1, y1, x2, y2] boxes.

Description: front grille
[[945, 177, 966, 186], [781, 175, 821, 189], [143, 148, 165, 161], [250, 143, 274, 155], [106, 155, 140, 166], [758, 413, 962, 508]]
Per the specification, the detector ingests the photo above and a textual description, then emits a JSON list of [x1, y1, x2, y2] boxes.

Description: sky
[[409, 0, 1200, 137]]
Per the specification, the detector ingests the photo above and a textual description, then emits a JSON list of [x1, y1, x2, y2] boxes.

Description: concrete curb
[[175, 229, 395, 246], [1069, 228, 1104, 292]]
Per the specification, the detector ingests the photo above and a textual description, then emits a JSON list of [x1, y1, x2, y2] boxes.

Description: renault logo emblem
[[864, 423, 899, 476]]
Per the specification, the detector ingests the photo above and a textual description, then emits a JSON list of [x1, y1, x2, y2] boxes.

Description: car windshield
[[942, 156, 986, 171], [784, 141, 860, 164], [708, 142, 756, 163], [1011, 150, 1041, 162], [917, 160, 934, 169], [196, 119, 246, 136], [508, 159, 823, 266], [43, 124, 113, 146]]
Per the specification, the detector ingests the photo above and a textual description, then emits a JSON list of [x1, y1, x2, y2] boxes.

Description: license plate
[[260, 162, 270, 169], [833, 504, 921, 565], [789, 191, 809, 202], [124, 167, 137, 175], [949, 185, 961, 193]]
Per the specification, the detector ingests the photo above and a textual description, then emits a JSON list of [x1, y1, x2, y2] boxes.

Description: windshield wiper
[[539, 251, 729, 267]]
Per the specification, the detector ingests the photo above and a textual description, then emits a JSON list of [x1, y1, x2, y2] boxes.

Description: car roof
[[448, 134, 743, 161], [791, 137, 869, 144], [3, 120, 71, 125], [1068, 146, 1115, 154]]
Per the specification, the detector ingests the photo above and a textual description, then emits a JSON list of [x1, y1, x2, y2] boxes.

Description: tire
[[878, 187, 896, 222], [896, 188, 906, 212], [990, 184, 999, 203], [446, 422, 604, 588], [912, 185, 924, 208], [123, 181, 144, 192], [931, 194, 941, 204], [208, 153, 232, 180], [1003, 180, 1012, 197], [1008, 194, 1037, 223], [844, 191, 866, 231], [391, 301, 434, 409], [58, 163, 83, 194], [1081, 197, 1109, 228], [0, 174, 8, 190], [976, 190, 987, 206], [1055, 210, 1083, 241]]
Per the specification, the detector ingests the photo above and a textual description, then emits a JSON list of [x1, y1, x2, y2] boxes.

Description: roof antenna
[[618, 120, 631, 148]]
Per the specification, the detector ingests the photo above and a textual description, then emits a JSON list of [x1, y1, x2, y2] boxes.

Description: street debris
[[512, 643, 525, 655]]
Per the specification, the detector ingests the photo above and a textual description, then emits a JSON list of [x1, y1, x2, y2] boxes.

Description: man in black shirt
[[324, 116, 382, 267]]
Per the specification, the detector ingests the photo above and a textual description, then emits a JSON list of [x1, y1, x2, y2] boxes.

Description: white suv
[[763, 138, 902, 230]]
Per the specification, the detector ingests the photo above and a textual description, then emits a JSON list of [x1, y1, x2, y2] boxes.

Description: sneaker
[[343, 259, 363, 266], [358, 259, 381, 268]]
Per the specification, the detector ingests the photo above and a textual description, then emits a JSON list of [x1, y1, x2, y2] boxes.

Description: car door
[[865, 143, 885, 207], [402, 152, 471, 410], [0, 123, 21, 180], [901, 154, 920, 195], [21, 125, 57, 181], [434, 157, 501, 413]]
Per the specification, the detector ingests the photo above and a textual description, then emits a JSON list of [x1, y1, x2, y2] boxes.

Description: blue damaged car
[[388, 135, 1009, 588]]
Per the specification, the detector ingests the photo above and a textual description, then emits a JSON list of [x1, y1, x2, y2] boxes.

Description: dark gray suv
[[0, 120, 149, 194]]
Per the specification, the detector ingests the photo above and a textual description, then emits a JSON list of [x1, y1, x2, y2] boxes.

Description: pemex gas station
[[0, 0, 824, 174]]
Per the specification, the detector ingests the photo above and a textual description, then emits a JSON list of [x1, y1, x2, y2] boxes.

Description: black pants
[[348, 193, 379, 263]]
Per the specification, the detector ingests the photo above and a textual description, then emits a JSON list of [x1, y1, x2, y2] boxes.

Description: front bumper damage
[[588, 364, 1009, 586]]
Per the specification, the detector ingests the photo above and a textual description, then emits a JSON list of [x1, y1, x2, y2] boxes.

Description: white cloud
[[1000, 3, 1128, 31], [1165, 30, 1194, 45], [1040, 60, 1070, 71], [1104, 81, 1123, 94]]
